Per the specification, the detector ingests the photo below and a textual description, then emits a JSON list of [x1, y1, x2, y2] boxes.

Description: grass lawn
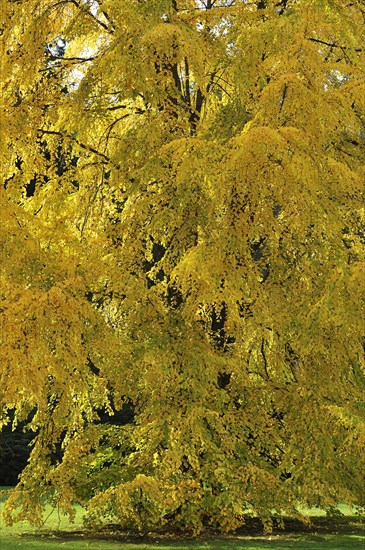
[[1, 488, 364, 549]]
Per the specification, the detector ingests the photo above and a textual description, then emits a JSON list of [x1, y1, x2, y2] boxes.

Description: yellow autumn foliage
[[1, 0, 364, 535]]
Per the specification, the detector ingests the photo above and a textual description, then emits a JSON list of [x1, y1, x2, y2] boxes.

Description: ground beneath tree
[[21, 515, 364, 545]]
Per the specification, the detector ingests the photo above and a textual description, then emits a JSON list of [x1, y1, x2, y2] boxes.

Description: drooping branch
[[99, 110, 145, 150]]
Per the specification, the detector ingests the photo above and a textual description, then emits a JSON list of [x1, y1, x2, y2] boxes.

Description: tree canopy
[[1, 0, 364, 535]]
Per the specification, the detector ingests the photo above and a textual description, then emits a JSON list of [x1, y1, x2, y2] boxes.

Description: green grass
[[1, 487, 364, 550], [1, 533, 364, 550]]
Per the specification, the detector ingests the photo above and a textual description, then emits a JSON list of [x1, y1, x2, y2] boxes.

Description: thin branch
[[49, 0, 113, 32], [210, 80, 233, 98], [102, 114, 131, 149], [177, 3, 254, 15], [47, 55, 98, 63], [184, 57, 191, 105], [105, 104, 129, 111], [79, 173, 105, 237], [73, 0, 112, 32], [308, 37, 362, 52], [279, 83, 287, 111], [38, 128, 118, 166], [261, 338, 270, 380], [206, 70, 233, 98], [38, 501, 60, 530], [209, 72, 233, 89], [99, 108, 146, 150], [92, 0, 116, 32]]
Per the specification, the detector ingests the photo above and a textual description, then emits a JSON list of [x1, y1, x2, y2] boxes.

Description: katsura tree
[[1, 0, 364, 535]]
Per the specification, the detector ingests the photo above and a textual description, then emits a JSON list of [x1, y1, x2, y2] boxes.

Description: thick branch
[[171, 62, 183, 95], [205, 0, 218, 7], [188, 88, 205, 135]]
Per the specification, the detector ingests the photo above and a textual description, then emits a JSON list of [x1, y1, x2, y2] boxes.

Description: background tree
[[1, 0, 364, 535]]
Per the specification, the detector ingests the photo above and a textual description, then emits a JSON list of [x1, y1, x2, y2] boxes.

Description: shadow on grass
[[11, 515, 364, 549], [1, 489, 364, 549]]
